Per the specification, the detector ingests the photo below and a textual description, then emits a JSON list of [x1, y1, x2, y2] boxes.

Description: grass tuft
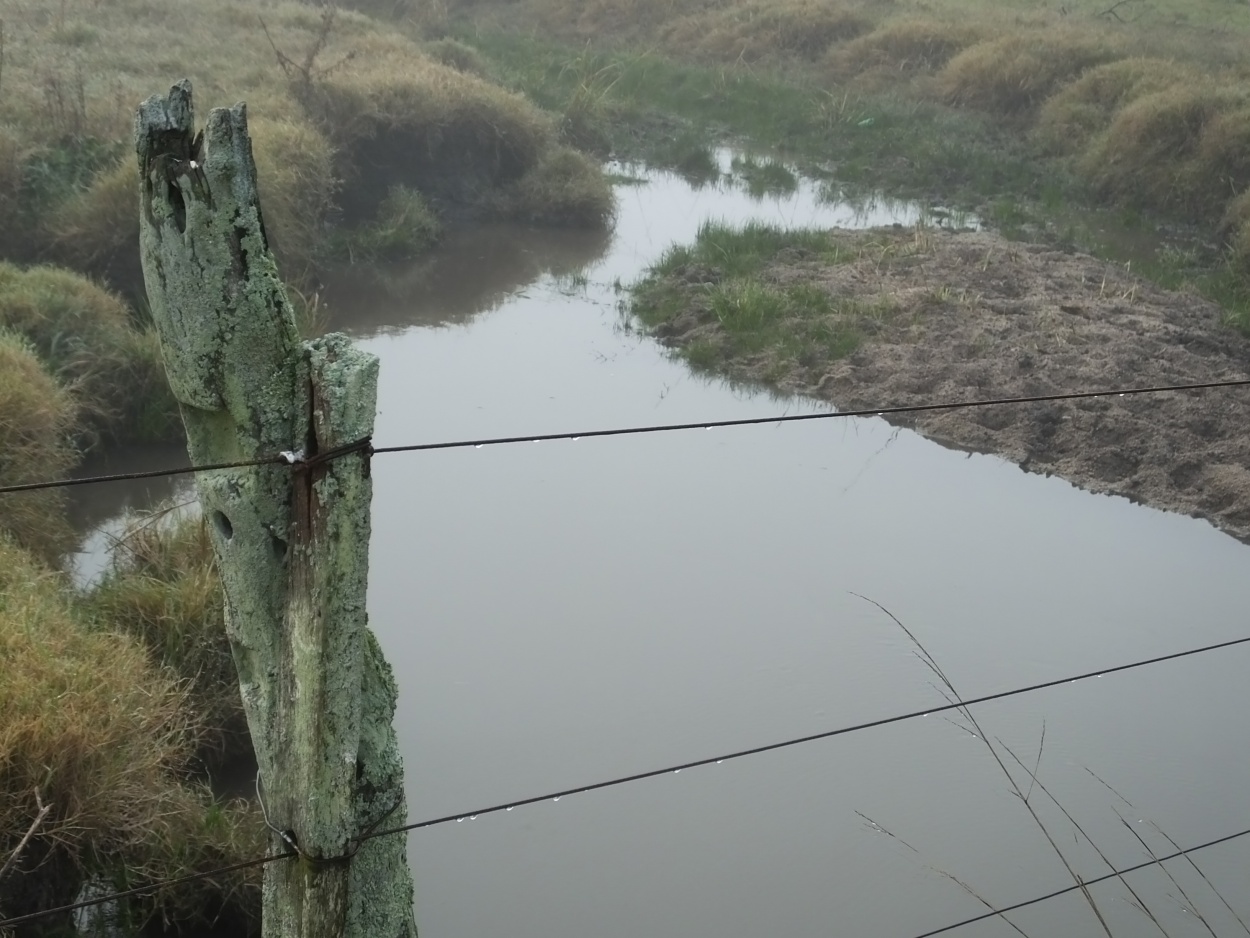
[[937, 32, 1120, 117], [85, 513, 250, 768], [1033, 58, 1200, 156], [0, 332, 78, 565], [0, 535, 261, 925], [0, 261, 178, 444], [827, 17, 983, 82], [1081, 84, 1249, 220]]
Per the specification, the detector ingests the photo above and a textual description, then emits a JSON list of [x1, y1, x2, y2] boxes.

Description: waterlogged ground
[[73, 152, 1250, 938], [642, 224, 1250, 542]]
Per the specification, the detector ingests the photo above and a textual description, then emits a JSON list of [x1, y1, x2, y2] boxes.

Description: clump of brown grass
[[0, 537, 263, 930], [826, 17, 983, 83], [0, 261, 178, 443], [0, 332, 78, 565], [937, 32, 1120, 117], [0, 538, 197, 915], [86, 513, 250, 768], [493, 144, 616, 226], [664, 0, 873, 64], [1034, 58, 1201, 156], [1081, 83, 1247, 220]]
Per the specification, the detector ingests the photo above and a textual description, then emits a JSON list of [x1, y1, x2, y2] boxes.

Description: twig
[[852, 593, 1116, 938], [1097, 0, 1143, 23], [999, 742, 1167, 937], [0, 793, 52, 884], [1115, 811, 1221, 938]]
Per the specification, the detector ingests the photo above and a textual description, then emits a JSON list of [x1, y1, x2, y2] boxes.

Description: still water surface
[[75, 153, 1250, 937]]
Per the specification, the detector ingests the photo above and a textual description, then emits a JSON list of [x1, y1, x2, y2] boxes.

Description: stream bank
[[634, 224, 1250, 542]]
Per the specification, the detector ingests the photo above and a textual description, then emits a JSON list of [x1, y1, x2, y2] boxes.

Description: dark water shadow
[[321, 221, 613, 336]]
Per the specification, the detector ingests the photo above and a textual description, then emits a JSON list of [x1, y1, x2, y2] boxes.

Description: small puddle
[[72, 153, 1250, 937]]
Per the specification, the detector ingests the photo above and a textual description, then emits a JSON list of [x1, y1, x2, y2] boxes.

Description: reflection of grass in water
[[731, 154, 798, 198], [854, 593, 1250, 938]]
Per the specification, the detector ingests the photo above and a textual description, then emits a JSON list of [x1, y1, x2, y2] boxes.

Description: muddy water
[[76, 153, 1250, 937]]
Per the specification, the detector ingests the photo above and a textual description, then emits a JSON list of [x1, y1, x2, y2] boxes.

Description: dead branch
[[0, 792, 52, 885], [1097, 0, 1144, 23]]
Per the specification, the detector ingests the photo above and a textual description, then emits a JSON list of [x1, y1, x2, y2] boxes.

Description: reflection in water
[[73, 157, 1250, 938], [322, 223, 612, 335], [67, 443, 195, 585]]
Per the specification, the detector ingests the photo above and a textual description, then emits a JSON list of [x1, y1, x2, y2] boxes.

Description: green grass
[[731, 155, 799, 198], [463, 28, 1055, 202], [632, 221, 887, 377]]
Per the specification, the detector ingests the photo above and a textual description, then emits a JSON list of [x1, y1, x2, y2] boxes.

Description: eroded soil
[[649, 227, 1250, 542]]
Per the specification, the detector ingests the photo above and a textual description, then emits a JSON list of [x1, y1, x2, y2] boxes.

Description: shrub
[[0, 332, 78, 565], [937, 33, 1119, 116], [1034, 58, 1200, 156]]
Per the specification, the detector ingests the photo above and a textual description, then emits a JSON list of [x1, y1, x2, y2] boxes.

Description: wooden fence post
[[134, 80, 417, 938]]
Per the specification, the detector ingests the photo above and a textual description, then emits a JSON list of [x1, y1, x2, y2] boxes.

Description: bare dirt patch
[[650, 226, 1250, 542]]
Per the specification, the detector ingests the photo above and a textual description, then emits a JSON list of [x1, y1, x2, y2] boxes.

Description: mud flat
[[642, 226, 1250, 542]]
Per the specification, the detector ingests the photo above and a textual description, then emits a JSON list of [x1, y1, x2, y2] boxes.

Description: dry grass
[[0, 261, 178, 443], [936, 31, 1121, 116], [1033, 58, 1202, 155], [303, 31, 559, 217], [0, 538, 262, 929], [0, 332, 78, 565], [826, 17, 983, 82], [1081, 83, 1250, 219], [0, 538, 193, 912], [0, 0, 611, 290], [86, 514, 250, 767], [663, 0, 873, 64]]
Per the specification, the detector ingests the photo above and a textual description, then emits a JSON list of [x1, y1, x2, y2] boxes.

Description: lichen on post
[[135, 80, 416, 938]]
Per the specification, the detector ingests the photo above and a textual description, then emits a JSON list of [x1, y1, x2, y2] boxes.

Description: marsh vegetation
[[4, 0, 1250, 931]]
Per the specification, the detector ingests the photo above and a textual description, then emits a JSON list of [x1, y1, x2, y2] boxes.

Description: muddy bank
[[644, 226, 1250, 542]]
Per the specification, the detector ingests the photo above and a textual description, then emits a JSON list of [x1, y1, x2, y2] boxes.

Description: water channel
[[71, 152, 1250, 937]]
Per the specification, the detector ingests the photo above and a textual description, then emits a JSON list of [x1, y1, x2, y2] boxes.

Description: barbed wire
[[910, 827, 1250, 938], [2, 377, 1248, 497], [4, 630, 1248, 930]]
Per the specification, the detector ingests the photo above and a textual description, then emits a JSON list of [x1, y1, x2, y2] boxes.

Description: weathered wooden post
[[134, 80, 417, 938]]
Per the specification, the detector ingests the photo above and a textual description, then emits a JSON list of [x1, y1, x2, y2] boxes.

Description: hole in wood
[[211, 510, 233, 542], [168, 178, 186, 233]]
